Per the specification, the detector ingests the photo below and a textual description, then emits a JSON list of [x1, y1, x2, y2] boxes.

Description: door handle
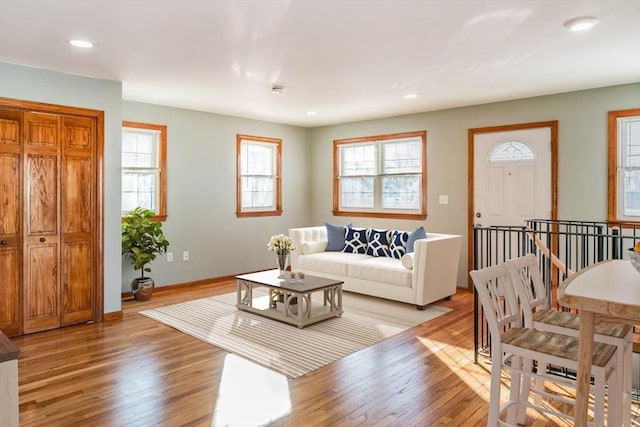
[[0, 240, 6, 245], [40, 237, 46, 242]]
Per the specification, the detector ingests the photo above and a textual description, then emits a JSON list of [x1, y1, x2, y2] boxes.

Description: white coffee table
[[235, 269, 343, 328]]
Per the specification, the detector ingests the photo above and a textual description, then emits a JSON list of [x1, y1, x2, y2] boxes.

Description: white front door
[[474, 127, 552, 227]]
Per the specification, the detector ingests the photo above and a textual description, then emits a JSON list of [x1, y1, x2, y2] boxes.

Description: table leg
[[575, 310, 595, 427]]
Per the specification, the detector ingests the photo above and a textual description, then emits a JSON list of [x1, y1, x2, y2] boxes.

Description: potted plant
[[122, 207, 170, 301]]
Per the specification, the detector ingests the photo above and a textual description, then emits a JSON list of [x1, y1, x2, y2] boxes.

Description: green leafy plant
[[122, 207, 170, 279]]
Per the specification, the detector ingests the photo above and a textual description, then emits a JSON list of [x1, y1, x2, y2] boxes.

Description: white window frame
[[333, 131, 427, 219], [121, 121, 167, 220], [236, 134, 282, 217]]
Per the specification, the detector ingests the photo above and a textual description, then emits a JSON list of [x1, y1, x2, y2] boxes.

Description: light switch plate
[[439, 195, 449, 205]]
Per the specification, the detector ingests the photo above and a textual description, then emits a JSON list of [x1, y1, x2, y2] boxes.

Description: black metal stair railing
[[472, 219, 640, 398]]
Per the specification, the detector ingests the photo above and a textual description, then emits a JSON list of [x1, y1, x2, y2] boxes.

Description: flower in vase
[[267, 234, 295, 255]]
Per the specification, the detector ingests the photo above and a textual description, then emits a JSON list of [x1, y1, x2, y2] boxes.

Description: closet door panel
[[61, 116, 95, 324], [61, 241, 93, 325], [0, 153, 20, 238], [23, 243, 59, 333], [0, 154, 21, 336], [0, 247, 21, 336], [23, 112, 61, 333], [25, 113, 57, 149], [0, 111, 22, 337], [25, 155, 58, 235], [62, 156, 92, 234]]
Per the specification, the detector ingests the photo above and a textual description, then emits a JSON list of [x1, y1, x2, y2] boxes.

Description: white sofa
[[289, 226, 462, 309]]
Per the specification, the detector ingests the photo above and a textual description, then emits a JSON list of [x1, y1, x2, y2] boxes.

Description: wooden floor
[[11, 282, 640, 426]]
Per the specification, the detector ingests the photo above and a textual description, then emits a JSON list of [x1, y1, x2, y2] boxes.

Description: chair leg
[[516, 357, 532, 425], [622, 331, 633, 427], [593, 370, 607, 427], [488, 349, 503, 427], [507, 355, 522, 426], [607, 361, 621, 427]]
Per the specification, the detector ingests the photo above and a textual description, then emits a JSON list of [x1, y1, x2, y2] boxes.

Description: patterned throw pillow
[[342, 227, 368, 254], [389, 230, 409, 259], [366, 228, 391, 257]]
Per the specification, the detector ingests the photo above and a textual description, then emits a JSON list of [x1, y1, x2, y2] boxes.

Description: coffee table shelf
[[235, 269, 343, 328]]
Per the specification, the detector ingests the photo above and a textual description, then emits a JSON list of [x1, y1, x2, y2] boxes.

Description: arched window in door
[[488, 141, 535, 162]]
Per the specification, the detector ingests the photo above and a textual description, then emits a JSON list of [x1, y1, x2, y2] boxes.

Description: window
[[609, 108, 640, 222], [236, 134, 282, 217], [121, 121, 167, 220], [333, 131, 426, 219], [489, 141, 535, 162]]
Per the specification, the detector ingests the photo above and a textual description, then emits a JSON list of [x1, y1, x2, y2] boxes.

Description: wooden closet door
[[61, 116, 95, 325], [0, 110, 23, 337], [23, 112, 61, 334]]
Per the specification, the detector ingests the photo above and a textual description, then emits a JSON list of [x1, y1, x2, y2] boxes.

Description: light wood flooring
[[11, 281, 640, 426]]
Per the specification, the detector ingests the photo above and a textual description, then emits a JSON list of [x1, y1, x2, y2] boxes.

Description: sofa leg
[[444, 296, 452, 301], [416, 305, 426, 311]]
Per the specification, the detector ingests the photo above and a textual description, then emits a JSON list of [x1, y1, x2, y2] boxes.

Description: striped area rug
[[139, 291, 451, 378]]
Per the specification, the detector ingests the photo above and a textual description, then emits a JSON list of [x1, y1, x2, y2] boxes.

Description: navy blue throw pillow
[[389, 230, 409, 259], [366, 228, 391, 257], [342, 227, 368, 254]]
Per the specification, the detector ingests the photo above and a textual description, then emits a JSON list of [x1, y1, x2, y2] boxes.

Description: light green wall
[[4, 60, 637, 299], [310, 82, 640, 286], [0, 62, 123, 313], [121, 101, 311, 291]]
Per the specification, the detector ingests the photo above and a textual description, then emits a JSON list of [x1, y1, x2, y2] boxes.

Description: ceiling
[[1, 1, 639, 127]]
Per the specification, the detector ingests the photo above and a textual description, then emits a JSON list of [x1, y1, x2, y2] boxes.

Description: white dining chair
[[507, 253, 632, 427], [470, 262, 619, 426]]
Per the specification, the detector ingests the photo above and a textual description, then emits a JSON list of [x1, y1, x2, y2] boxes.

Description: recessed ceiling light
[[306, 111, 318, 116], [563, 16, 599, 32], [68, 39, 94, 48], [404, 94, 418, 99]]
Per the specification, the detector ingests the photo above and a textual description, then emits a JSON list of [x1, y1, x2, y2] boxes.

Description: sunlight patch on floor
[[418, 335, 492, 394], [212, 354, 291, 426]]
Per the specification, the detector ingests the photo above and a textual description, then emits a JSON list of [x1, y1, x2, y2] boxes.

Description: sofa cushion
[[298, 251, 369, 276], [407, 226, 427, 253], [343, 227, 368, 254], [348, 257, 412, 288], [389, 230, 409, 259], [325, 222, 351, 251], [366, 228, 391, 257]]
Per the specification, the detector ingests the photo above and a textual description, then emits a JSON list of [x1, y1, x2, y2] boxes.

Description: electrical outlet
[[167, 252, 173, 262], [183, 251, 189, 261]]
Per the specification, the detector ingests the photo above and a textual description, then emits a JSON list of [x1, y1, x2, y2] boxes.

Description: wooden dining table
[[557, 259, 639, 427]]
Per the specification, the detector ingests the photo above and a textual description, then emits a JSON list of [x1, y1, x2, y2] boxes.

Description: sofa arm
[[289, 226, 328, 271], [412, 234, 461, 305]]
